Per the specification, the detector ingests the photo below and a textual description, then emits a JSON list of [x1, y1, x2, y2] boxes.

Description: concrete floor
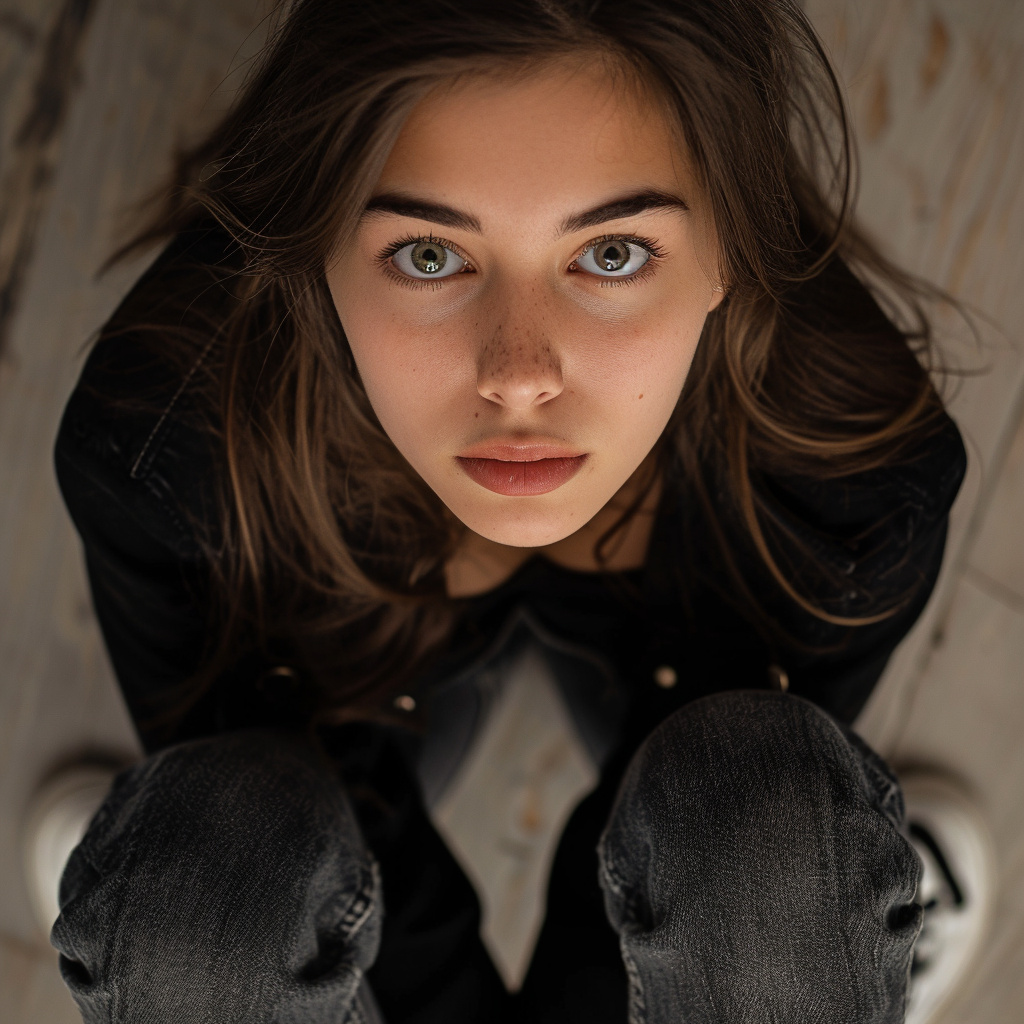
[[1, 1, 1022, 1021]]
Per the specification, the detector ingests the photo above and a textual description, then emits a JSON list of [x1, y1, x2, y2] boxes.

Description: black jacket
[[55, 228, 968, 754]]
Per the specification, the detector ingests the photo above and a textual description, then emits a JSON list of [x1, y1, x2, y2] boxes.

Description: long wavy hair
[[114, 0, 948, 723]]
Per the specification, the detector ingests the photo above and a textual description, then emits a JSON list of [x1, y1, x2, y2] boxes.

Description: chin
[[457, 503, 587, 549]]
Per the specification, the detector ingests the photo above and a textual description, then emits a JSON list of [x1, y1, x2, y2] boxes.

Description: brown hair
[[117, 0, 948, 722]]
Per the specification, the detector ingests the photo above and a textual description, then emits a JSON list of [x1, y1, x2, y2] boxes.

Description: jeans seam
[[863, 759, 902, 825], [342, 974, 367, 1024], [601, 844, 650, 1023], [620, 938, 647, 1024], [598, 840, 630, 898], [338, 859, 380, 942]]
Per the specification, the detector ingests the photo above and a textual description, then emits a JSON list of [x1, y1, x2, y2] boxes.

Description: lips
[[457, 454, 587, 496], [455, 439, 587, 496]]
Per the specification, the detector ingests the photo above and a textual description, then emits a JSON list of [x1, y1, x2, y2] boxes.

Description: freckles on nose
[[477, 321, 562, 405]]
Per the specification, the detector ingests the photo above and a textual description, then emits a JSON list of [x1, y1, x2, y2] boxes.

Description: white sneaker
[[902, 772, 997, 1024], [22, 765, 118, 936]]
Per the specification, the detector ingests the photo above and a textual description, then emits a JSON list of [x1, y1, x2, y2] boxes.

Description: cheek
[[573, 301, 705, 434], [330, 283, 473, 450]]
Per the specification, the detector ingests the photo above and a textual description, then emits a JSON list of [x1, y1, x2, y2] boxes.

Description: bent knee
[[600, 690, 911, 902], [51, 731, 382, 1019], [621, 690, 868, 821], [82, 732, 345, 864]]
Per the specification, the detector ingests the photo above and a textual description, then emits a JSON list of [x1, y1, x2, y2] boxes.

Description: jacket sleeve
[[763, 414, 968, 722], [55, 228, 307, 751], [55, 344, 229, 753], [57, 360, 314, 753]]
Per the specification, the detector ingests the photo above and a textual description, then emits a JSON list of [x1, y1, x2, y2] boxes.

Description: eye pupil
[[411, 240, 447, 274], [597, 240, 629, 271]]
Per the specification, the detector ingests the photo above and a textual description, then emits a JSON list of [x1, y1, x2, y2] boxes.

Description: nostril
[[478, 382, 560, 409]]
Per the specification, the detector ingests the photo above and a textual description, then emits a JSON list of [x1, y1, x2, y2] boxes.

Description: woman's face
[[328, 63, 724, 548]]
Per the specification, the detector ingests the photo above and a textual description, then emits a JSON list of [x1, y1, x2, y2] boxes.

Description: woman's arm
[[53, 228, 281, 752], [55, 338, 228, 752], [766, 414, 968, 721]]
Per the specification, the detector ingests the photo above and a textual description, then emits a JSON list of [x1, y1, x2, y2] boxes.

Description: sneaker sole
[[21, 764, 119, 936], [900, 771, 998, 1024]]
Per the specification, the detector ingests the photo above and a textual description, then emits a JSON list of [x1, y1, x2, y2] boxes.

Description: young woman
[[50, 0, 971, 1021]]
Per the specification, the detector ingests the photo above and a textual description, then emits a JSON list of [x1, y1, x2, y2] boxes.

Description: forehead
[[376, 62, 691, 229]]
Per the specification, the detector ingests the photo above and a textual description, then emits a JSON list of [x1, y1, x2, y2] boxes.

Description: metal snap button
[[393, 694, 417, 712], [257, 665, 298, 696], [653, 665, 677, 689]]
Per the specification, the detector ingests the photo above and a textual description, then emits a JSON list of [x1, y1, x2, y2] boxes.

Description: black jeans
[[52, 691, 922, 1023]]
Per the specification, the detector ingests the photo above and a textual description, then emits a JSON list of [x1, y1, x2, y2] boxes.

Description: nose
[[476, 320, 563, 409]]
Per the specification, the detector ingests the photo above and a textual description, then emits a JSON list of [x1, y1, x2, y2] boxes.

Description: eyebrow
[[558, 189, 689, 234], [361, 188, 689, 237], [363, 194, 482, 232]]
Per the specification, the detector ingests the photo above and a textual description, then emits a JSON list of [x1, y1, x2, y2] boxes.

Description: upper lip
[[457, 438, 585, 462]]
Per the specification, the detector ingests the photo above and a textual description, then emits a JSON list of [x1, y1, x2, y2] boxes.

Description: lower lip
[[456, 455, 587, 496]]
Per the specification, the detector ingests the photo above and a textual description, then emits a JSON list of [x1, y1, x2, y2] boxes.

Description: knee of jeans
[[599, 690, 917, 925], [51, 731, 382, 1018], [68, 731, 354, 868]]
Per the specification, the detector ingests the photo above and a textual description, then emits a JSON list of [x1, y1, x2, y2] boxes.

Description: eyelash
[[374, 234, 475, 291], [568, 233, 667, 288], [374, 232, 668, 290]]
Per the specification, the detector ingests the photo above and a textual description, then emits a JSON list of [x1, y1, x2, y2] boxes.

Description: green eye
[[411, 241, 446, 274], [392, 239, 467, 279]]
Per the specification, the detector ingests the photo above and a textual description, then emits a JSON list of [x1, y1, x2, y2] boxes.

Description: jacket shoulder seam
[[130, 337, 216, 480]]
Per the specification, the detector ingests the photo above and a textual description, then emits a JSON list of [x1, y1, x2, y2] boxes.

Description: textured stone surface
[[896, 577, 1024, 1024], [0, 0, 271, 1008], [807, 0, 1024, 753]]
